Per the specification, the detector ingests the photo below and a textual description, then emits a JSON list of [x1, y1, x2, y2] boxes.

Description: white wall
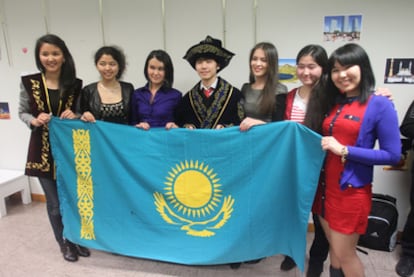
[[0, 0, 413, 229]]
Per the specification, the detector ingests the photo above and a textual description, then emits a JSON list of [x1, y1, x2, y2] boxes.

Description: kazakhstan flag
[[49, 118, 325, 271]]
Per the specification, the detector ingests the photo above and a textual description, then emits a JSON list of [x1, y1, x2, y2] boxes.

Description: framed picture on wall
[[0, 102, 10, 119], [384, 58, 414, 84], [279, 58, 298, 84], [323, 15, 362, 42]]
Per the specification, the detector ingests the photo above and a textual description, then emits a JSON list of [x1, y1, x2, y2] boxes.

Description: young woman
[[309, 43, 401, 277], [80, 46, 134, 124], [130, 49, 182, 130], [18, 34, 90, 262], [278, 45, 330, 276], [239, 42, 287, 132], [232, 42, 287, 269]]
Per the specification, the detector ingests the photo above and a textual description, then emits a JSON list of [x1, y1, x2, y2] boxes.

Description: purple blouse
[[130, 84, 182, 127]]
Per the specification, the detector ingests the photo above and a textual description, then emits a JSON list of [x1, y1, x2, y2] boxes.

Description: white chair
[[0, 169, 32, 217]]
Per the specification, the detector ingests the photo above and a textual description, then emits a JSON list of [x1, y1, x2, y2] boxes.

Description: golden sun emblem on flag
[[153, 160, 234, 237]]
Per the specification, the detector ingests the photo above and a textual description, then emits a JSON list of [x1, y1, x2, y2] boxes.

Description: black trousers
[[401, 162, 414, 257]]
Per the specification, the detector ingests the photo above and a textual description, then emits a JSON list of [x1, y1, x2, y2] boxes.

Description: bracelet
[[341, 146, 349, 163]]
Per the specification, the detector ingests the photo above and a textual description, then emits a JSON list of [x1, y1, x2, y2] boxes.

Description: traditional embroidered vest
[[21, 73, 81, 178], [188, 78, 235, 129]]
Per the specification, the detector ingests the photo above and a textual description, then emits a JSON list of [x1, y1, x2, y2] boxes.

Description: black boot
[[281, 256, 296, 271], [307, 261, 324, 277], [229, 262, 241, 269], [329, 266, 345, 277], [75, 244, 91, 257], [60, 240, 78, 262]]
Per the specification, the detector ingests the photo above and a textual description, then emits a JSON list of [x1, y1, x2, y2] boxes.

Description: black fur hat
[[183, 35, 235, 72]]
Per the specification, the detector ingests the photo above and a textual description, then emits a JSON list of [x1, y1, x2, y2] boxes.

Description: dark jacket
[[80, 81, 134, 124]]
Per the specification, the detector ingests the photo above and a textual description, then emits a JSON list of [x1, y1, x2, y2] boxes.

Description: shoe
[[229, 262, 241, 269], [60, 240, 78, 262], [396, 256, 414, 277], [75, 244, 91, 257], [329, 266, 345, 277], [280, 256, 296, 271], [306, 262, 324, 277], [244, 258, 263, 264]]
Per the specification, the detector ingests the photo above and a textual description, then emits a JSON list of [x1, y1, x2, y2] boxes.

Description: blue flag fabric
[[49, 118, 325, 271]]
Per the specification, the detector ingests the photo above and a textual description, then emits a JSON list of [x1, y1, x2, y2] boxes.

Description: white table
[[0, 169, 32, 217]]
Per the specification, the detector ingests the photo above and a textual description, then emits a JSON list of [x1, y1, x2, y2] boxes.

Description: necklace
[[99, 82, 120, 94]]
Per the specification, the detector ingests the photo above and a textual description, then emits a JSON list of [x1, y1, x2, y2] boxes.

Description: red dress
[[312, 99, 372, 234]]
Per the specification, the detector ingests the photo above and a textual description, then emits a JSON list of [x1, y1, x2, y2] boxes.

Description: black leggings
[[38, 177, 64, 246], [309, 213, 330, 265]]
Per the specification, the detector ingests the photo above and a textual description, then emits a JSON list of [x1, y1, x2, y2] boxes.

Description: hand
[[60, 109, 76, 119], [184, 124, 196, 130], [239, 117, 265, 132], [165, 122, 178, 130], [80, 112, 96, 123], [135, 122, 150, 130], [31, 112, 52, 127], [321, 136, 344, 155], [215, 124, 224, 129], [375, 87, 393, 101]]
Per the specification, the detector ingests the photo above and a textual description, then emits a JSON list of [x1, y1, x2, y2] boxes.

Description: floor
[[0, 196, 402, 277]]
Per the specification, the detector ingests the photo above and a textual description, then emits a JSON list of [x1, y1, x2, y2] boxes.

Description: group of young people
[[18, 33, 404, 277]]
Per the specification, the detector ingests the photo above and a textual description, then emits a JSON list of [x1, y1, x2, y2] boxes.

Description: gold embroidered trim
[[73, 129, 95, 240], [25, 79, 50, 172], [188, 80, 234, 129]]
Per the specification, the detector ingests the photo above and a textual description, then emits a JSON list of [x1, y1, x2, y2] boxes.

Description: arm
[[18, 82, 35, 128], [79, 85, 97, 122], [400, 100, 414, 138], [347, 98, 401, 165], [129, 90, 139, 126], [18, 82, 52, 128], [322, 97, 401, 165]]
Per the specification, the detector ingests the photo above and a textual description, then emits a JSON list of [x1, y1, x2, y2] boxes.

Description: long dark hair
[[298, 45, 329, 133], [35, 34, 77, 94], [94, 46, 126, 80], [248, 42, 279, 116], [144, 49, 174, 90]]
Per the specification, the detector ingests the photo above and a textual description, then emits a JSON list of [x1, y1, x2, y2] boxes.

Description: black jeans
[[38, 177, 64, 246], [401, 162, 414, 257], [309, 213, 330, 266]]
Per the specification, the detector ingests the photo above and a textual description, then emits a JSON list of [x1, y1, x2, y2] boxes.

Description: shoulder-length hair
[[326, 43, 375, 104], [35, 34, 77, 93], [94, 46, 126, 80], [248, 42, 279, 116], [144, 49, 174, 90], [304, 43, 375, 133]]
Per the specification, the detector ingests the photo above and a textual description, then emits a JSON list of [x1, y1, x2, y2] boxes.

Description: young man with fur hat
[[175, 35, 245, 129]]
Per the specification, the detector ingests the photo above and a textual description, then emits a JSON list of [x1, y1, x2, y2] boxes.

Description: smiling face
[[96, 54, 119, 82], [147, 57, 166, 87], [195, 58, 218, 85], [38, 43, 64, 75], [250, 48, 268, 79], [331, 61, 361, 96], [296, 54, 323, 88]]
